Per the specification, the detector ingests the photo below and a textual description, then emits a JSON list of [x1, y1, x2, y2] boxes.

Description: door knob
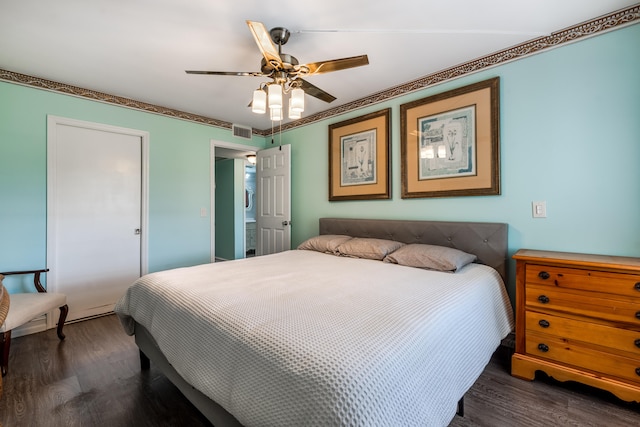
[[134, 228, 141, 235]]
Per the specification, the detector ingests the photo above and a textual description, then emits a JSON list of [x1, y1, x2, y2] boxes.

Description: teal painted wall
[[214, 158, 245, 260], [279, 24, 640, 299], [0, 81, 265, 291], [1, 24, 638, 301], [215, 159, 235, 260]]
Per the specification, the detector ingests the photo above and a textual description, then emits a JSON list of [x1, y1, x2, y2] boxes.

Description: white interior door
[[256, 144, 291, 255], [47, 116, 148, 322]]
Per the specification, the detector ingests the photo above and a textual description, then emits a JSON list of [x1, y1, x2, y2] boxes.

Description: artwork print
[[329, 108, 390, 201], [418, 105, 476, 180], [340, 129, 377, 186]]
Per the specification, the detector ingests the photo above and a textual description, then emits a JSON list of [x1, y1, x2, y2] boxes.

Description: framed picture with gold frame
[[329, 108, 391, 201], [400, 77, 500, 198]]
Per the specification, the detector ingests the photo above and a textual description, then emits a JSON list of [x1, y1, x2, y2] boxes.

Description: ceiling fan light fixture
[[290, 87, 305, 113], [252, 89, 267, 114], [187, 21, 369, 123], [270, 106, 283, 121], [267, 84, 283, 110], [288, 104, 301, 119]]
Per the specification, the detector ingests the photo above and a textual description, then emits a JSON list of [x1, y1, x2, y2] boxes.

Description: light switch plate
[[532, 201, 547, 218]]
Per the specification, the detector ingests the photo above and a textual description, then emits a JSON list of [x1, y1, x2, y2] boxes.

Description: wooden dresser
[[511, 249, 640, 402]]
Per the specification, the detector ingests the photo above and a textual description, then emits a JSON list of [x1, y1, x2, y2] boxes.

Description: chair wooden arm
[[0, 269, 50, 293]]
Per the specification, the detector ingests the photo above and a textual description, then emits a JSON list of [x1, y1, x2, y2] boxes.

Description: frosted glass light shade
[[270, 106, 283, 121], [288, 103, 301, 119], [252, 89, 266, 114], [290, 88, 304, 113], [268, 84, 283, 109]]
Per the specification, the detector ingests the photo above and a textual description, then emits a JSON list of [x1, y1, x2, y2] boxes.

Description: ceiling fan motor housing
[[269, 27, 290, 46], [261, 54, 299, 74]]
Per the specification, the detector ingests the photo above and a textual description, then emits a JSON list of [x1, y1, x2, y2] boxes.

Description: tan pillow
[[337, 238, 405, 260], [297, 235, 353, 254], [383, 243, 477, 272]]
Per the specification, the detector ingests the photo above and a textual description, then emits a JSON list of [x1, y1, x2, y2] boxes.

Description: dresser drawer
[[513, 249, 640, 401], [526, 311, 640, 357], [525, 284, 640, 326], [526, 264, 640, 298], [526, 331, 640, 385]]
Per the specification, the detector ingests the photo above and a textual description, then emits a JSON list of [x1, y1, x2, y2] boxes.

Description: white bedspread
[[115, 250, 514, 427]]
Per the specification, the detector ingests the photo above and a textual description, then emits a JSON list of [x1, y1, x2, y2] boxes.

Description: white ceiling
[[1, 0, 635, 131]]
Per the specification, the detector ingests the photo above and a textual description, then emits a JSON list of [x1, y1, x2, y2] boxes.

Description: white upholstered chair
[[0, 269, 68, 376]]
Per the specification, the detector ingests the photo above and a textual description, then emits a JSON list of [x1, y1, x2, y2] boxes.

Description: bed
[[115, 218, 514, 426]]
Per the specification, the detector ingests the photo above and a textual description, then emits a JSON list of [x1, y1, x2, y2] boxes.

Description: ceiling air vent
[[232, 124, 252, 140]]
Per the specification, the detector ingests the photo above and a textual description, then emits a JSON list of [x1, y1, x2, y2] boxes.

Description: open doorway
[[210, 140, 257, 262], [244, 162, 256, 257]]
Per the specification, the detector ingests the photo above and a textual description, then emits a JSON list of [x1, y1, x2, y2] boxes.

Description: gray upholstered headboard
[[319, 218, 508, 281]]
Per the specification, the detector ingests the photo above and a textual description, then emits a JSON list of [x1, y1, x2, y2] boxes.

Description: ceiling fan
[[186, 20, 369, 108]]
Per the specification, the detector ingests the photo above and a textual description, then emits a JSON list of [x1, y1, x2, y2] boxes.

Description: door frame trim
[[46, 115, 149, 327]]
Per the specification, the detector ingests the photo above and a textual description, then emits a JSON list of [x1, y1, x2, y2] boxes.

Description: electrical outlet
[[532, 201, 547, 218]]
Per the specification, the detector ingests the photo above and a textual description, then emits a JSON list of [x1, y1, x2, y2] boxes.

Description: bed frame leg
[[139, 350, 150, 370], [456, 397, 464, 417]]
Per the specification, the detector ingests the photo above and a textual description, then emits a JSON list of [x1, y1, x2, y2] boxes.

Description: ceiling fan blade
[[185, 70, 264, 77], [303, 55, 369, 75], [298, 79, 336, 103], [246, 20, 283, 69]]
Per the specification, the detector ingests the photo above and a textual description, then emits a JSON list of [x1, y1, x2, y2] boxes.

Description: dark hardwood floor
[[1, 315, 638, 426]]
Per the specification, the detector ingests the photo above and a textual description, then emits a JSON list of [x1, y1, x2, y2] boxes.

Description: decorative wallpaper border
[[0, 68, 235, 130], [1, 5, 638, 137]]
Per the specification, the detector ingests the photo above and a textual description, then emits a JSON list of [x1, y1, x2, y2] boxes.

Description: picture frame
[[400, 77, 500, 198], [329, 108, 391, 201]]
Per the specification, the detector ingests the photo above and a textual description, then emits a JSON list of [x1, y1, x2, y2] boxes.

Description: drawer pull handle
[[538, 271, 550, 280], [635, 339, 640, 349], [636, 368, 640, 377], [635, 282, 640, 291], [538, 295, 550, 304], [636, 311, 640, 320], [537, 343, 549, 352], [538, 319, 550, 328]]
